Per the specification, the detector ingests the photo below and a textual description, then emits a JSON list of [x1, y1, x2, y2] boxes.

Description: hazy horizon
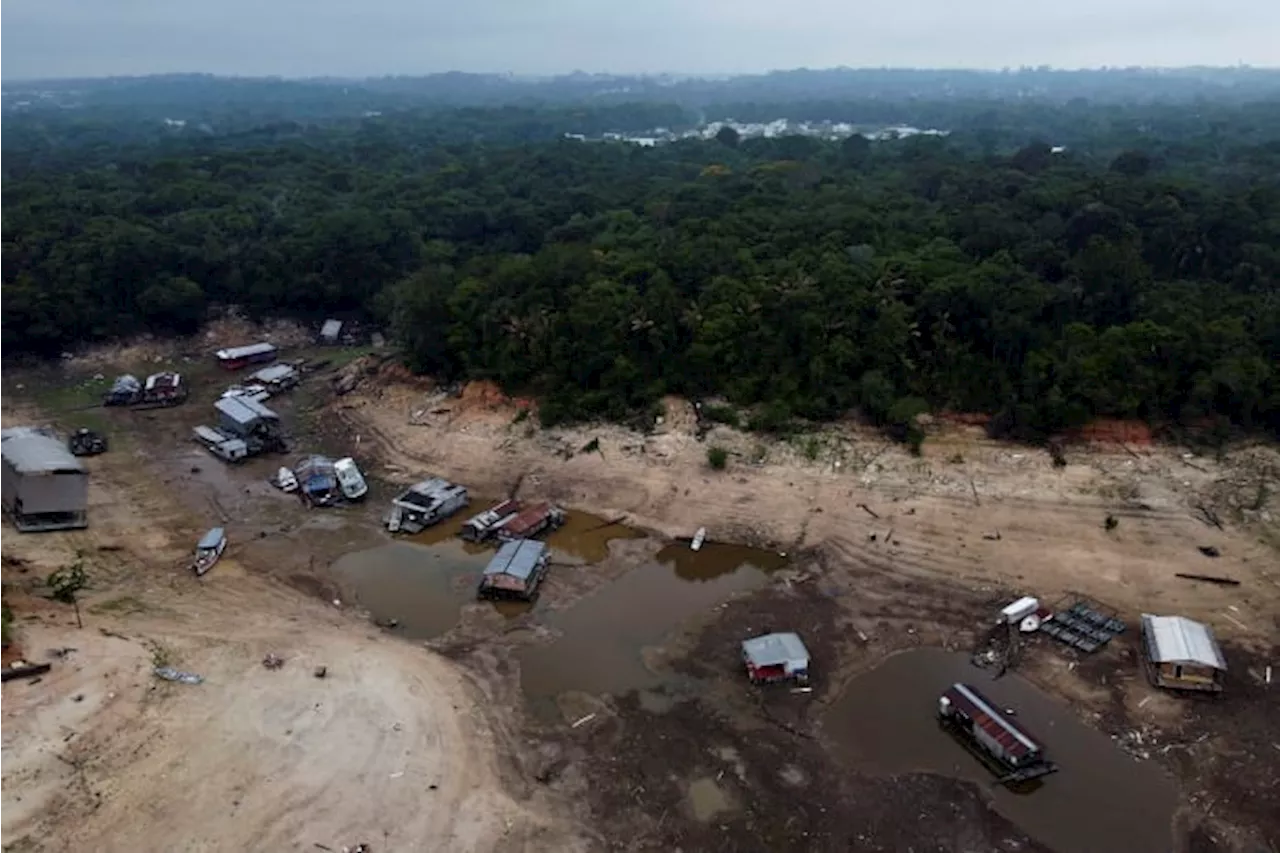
[[3, 0, 1278, 81]]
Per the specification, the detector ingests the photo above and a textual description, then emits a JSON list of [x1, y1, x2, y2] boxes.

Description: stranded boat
[[938, 682, 1059, 784], [193, 527, 227, 576]]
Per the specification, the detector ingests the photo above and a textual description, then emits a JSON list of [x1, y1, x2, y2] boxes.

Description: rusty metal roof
[[944, 683, 1042, 762]]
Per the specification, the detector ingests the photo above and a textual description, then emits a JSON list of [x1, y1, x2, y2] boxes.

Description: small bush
[[702, 404, 740, 428], [1, 601, 13, 647], [707, 446, 729, 470]]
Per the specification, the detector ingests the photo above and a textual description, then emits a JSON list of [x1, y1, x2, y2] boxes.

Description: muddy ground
[[4, 330, 1279, 853]]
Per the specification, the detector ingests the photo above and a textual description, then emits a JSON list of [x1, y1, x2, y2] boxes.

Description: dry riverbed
[[4, 334, 1279, 853]]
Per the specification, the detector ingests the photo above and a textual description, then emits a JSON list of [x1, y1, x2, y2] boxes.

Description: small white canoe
[[690, 527, 707, 551]]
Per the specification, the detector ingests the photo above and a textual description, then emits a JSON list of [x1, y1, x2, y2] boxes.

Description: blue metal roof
[[483, 539, 547, 581], [197, 528, 225, 549]]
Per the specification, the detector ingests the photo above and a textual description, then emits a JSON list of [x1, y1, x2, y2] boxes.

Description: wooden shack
[[1140, 614, 1227, 693]]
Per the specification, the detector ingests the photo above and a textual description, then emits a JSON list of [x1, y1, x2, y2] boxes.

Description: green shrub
[[707, 446, 729, 470], [701, 404, 740, 428]]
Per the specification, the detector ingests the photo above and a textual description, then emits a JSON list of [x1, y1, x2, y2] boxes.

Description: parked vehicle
[[193, 527, 227, 576], [938, 683, 1058, 784], [334, 457, 368, 500]]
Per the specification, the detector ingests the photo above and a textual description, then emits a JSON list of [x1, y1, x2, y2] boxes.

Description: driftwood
[[1192, 503, 1224, 530], [2, 662, 52, 682], [856, 503, 880, 519], [585, 515, 628, 533], [1175, 573, 1241, 587]]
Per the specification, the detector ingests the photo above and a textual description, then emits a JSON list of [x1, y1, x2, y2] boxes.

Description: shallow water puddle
[[328, 541, 490, 638], [519, 543, 784, 700], [544, 509, 646, 563], [686, 777, 734, 822], [824, 648, 1178, 853]]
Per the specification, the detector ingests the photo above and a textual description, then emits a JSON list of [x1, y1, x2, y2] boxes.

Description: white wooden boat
[[193, 528, 227, 576]]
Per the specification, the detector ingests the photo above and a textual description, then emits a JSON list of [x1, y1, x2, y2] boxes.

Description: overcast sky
[[3, 0, 1278, 80]]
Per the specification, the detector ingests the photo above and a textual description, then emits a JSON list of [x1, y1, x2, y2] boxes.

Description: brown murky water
[[328, 540, 491, 638], [518, 543, 785, 701], [824, 648, 1178, 853], [407, 502, 642, 562], [545, 508, 646, 563]]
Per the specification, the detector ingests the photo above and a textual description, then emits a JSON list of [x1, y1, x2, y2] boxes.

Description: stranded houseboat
[[938, 682, 1058, 784]]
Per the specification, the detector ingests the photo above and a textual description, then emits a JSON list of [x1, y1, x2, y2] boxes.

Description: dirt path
[[1, 402, 583, 853]]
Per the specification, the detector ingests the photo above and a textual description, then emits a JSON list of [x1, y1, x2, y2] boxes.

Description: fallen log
[[1174, 573, 1241, 587], [2, 662, 52, 682]]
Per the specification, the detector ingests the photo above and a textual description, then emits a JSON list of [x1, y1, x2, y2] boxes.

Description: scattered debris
[[982, 531, 1002, 541], [314, 666, 328, 679], [572, 713, 597, 729], [1192, 503, 1224, 530], [1104, 514, 1119, 531], [153, 666, 204, 685], [263, 653, 284, 670], [67, 428, 108, 457], [856, 503, 880, 519], [1174, 572, 1240, 586], [1197, 546, 1221, 558]]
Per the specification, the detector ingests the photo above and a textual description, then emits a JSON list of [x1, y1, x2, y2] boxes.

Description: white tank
[[938, 695, 952, 717]]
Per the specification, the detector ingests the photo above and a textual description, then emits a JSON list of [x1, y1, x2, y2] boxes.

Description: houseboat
[[938, 683, 1058, 784], [216, 342, 278, 371], [477, 539, 551, 602]]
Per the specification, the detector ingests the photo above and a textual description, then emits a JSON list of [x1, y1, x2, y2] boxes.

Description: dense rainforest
[[3, 79, 1280, 441]]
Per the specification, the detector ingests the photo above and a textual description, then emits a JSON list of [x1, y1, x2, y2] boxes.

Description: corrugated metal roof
[[215, 396, 279, 425], [1, 433, 86, 475], [742, 632, 810, 668], [1141, 614, 1227, 670], [945, 683, 1042, 761], [483, 539, 547, 581], [217, 342, 277, 360], [251, 364, 296, 384]]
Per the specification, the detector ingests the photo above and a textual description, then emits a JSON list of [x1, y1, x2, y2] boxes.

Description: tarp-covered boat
[[193, 527, 227, 576]]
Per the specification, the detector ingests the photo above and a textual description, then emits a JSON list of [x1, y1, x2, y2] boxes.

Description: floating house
[[477, 539, 550, 601], [1140, 614, 1227, 693]]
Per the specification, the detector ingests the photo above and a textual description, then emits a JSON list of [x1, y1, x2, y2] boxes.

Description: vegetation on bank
[[3, 100, 1278, 442]]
